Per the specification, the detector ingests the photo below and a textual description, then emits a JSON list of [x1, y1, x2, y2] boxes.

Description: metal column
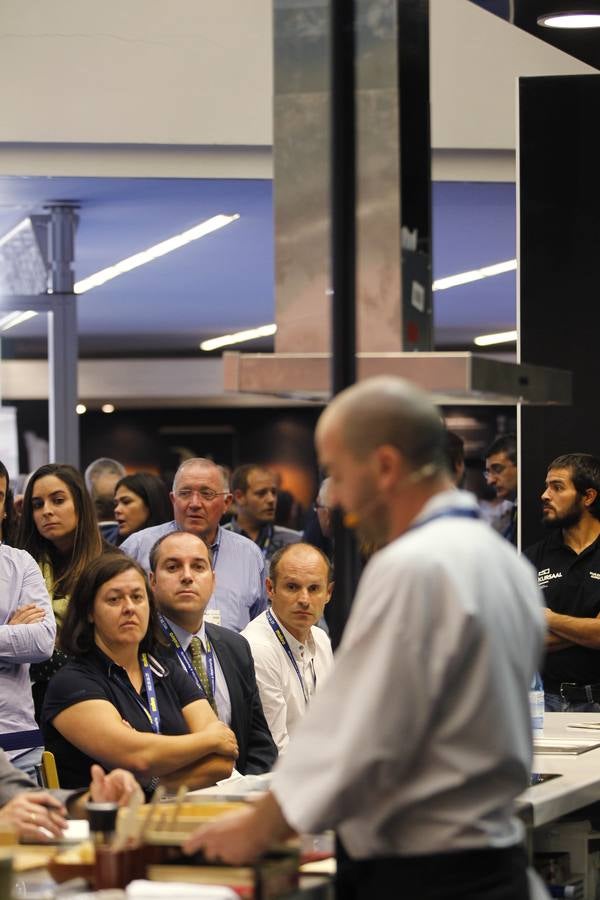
[[47, 204, 79, 467], [329, 0, 360, 649]]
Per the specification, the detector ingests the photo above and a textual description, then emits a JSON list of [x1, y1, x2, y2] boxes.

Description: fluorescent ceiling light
[[433, 259, 516, 292], [473, 330, 518, 347], [200, 323, 277, 352], [538, 12, 600, 28], [0, 310, 37, 331], [200, 259, 520, 351], [74, 213, 240, 294]]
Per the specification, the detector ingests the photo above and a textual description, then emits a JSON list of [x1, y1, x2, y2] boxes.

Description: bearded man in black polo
[[525, 453, 600, 711]]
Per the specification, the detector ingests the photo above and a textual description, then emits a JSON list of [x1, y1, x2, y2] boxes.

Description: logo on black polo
[[537, 567, 562, 589], [590, 572, 600, 581]]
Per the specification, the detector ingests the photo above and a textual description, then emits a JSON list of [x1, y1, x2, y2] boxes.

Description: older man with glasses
[[121, 458, 267, 633]]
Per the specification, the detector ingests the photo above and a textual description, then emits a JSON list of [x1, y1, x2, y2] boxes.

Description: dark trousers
[[335, 841, 529, 900]]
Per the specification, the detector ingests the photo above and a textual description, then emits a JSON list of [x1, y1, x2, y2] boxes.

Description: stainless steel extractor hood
[[223, 350, 572, 406], [225, 1, 571, 408]]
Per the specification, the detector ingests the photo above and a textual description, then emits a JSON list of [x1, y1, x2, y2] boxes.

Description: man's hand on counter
[[0, 791, 67, 842], [183, 791, 294, 865], [68, 764, 143, 818]]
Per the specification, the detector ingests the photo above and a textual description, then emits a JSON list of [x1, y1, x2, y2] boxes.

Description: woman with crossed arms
[[42, 553, 238, 794]]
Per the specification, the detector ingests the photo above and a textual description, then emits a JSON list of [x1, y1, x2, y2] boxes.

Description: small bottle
[[529, 672, 545, 738], [86, 801, 119, 846]]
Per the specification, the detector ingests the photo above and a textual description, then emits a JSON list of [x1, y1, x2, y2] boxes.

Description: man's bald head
[[316, 376, 447, 476], [172, 458, 228, 492]]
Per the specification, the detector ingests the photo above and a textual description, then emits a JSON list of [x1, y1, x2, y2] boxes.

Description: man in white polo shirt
[[242, 543, 333, 753]]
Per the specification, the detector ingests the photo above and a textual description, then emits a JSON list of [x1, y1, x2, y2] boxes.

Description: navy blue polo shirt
[[42, 646, 204, 789], [524, 531, 600, 689]]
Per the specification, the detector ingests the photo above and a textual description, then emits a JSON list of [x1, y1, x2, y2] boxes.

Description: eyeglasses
[[484, 463, 514, 480], [174, 488, 229, 502]]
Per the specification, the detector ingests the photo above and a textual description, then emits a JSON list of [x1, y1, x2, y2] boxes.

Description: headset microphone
[[341, 463, 438, 530]]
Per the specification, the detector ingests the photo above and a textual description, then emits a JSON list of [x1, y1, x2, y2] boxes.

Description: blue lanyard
[[257, 525, 273, 560], [407, 507, 480, 533], [211, 534, 221, 570], [266, 609, 314, 705], [158, 614, 216, 699], [119, 653, 161, 734]]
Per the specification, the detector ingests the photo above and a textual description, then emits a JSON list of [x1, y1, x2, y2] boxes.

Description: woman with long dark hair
[[113, 473, 171, 542], [17, 463, 105, 715], [0, 461, 16, 546], [42, 553, 237, 792]]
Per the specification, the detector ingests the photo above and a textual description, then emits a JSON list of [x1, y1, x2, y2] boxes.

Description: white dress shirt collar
[[270, 610, 316, 659], [165, 616, 207, 652]]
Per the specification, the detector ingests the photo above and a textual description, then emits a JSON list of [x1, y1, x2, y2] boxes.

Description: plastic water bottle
[[529, 672, 545, 738]]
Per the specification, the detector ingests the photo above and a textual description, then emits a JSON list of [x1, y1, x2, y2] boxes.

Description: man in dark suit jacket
[[149, 530, 277, 775]]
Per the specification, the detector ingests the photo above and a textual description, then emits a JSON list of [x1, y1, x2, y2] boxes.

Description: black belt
[[547, 682, 600, 702], [0, 729, 43, 752]]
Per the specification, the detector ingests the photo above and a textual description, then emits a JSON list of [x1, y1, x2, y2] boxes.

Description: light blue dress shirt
[[121, 522, 267, 632]]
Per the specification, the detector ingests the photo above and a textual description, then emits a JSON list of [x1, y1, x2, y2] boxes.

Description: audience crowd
[[2, 428, 595, 813]]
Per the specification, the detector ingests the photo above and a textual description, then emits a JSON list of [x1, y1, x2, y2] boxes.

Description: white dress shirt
[[165, 617, 232, 726], [242, 610, 334, 753], [271, 489, 545, 859]]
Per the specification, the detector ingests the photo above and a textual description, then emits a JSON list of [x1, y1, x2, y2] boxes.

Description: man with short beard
[[184, 376, 544, 900], [524, 453, 600, 712]]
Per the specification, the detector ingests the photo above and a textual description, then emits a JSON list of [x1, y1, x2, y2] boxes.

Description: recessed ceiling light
[[473, 330, 518, 347], [538, 11, 600, 28], [101, 403, 115, 414], [76, 404, 87, 415]]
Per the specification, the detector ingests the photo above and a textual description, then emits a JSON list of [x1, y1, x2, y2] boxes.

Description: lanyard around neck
[[116, 653, 161, 734], [407, 507, 481, 534], [266, 609, 314, 705], [158, 613, 216, 698]]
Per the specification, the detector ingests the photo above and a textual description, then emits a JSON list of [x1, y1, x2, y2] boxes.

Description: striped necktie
[[189, 636, 217, 714]]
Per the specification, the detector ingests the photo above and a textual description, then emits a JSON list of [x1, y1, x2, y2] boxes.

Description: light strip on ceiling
[[432, 259, 516, 292], [538, 12, 600, 28], [0, 218, 30, 249], [200, 323, 277, 352], [199, 259, 520, 351], [473, 330, 518, 347], [0, 310, 37, 331], [73, 213, 240, 294]]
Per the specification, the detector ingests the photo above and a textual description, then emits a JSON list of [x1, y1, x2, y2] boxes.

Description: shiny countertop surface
[[518, 712, 600, 827]]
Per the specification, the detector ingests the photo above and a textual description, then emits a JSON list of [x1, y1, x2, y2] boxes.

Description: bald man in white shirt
[[185, 377, 544, 900], [242, 543, 334, 753]]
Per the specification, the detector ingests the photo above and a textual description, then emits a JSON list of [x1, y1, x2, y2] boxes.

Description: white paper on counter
[[127, 880, 237, 899]]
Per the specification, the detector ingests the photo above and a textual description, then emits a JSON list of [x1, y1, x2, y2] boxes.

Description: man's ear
[[223, 492, 234, 512], [266, 576, 275, 601], [325, 581, 334, 604], [148, 571, 156, 590], [374, 444, 404, 491], [584, 487, 598, 509]]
